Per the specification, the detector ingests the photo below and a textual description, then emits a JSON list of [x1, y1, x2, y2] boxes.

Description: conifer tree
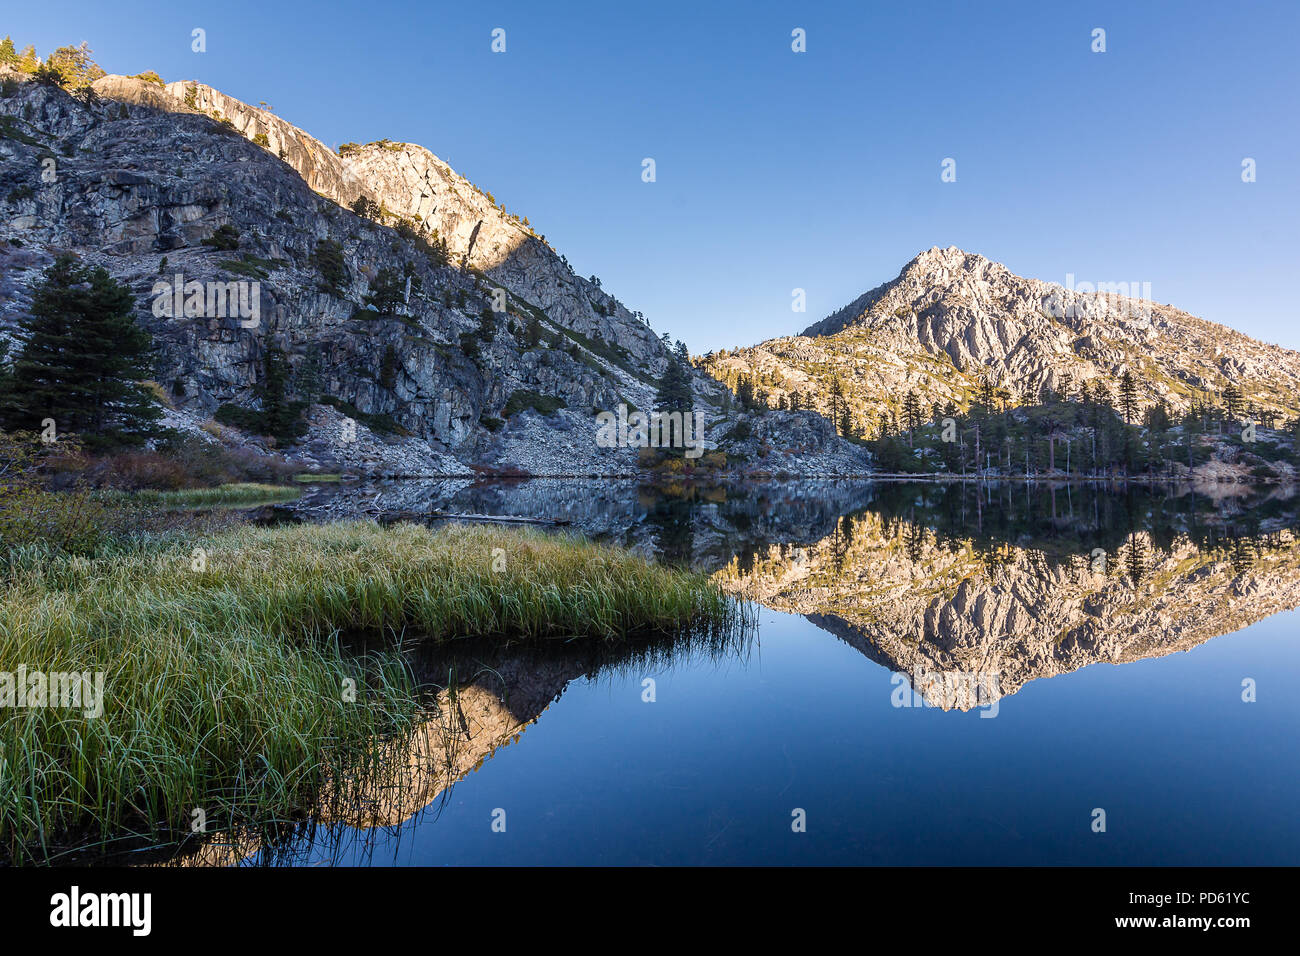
[[1, 254, 162, 447], [1118, 370, 1139, 424]]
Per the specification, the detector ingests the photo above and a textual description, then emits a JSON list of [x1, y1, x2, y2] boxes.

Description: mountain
[[701, 246, 1300, 436], [0, 65, 866, 476]]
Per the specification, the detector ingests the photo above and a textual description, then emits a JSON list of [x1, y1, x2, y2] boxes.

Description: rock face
[[1, 69, 865, 475], [703, 245, 1300, 432]]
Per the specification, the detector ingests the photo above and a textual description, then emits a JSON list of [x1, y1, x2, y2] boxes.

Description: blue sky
[[8, 1, 1299, 353]]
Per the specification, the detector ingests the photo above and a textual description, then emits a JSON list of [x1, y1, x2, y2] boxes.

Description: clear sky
[[7, 1, 1299, 353]]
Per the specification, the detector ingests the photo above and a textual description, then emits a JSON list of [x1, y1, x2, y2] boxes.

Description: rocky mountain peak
[[707, 245, 1300, 431]]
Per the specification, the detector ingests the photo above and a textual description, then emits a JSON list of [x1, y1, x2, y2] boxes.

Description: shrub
[[201, 224, 241, 251], [503, 390, 567, 418], [310, 239, 348, 296], [0, 432, 105, 554], [213, 403, 264, 432]]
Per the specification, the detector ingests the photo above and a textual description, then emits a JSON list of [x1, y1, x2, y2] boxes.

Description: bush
[[726, 419, 753, 442], [0, 432, 105, 554], [213, 403, 264, 433], [201, 224, 241, 251], [503, 390, 567, 418], [311, 239, 348, 296]]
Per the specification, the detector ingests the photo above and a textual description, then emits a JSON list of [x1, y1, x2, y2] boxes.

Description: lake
[[227, 479, 1300, 865]]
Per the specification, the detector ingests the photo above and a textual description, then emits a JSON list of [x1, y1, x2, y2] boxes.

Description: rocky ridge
[[702, 246, 1300, 435], [0, 67, 867, 476]]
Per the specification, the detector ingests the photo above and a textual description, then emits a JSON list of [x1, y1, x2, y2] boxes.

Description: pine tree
[[735, 374, 755, 410], [1118, 370, 1138, 424], [257, 345, 306, 443], [1222, 381, 1243, 421], [654, 349, 692, 415], [902, 389, 922, 447], [1, 254, 162, 447], [0, 36, 17, 65], [364, 267, 405, 313]]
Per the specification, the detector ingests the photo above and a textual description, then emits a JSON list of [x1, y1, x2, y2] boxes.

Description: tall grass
[[97, 482, 302, 508], [0, 521, 745, 862]]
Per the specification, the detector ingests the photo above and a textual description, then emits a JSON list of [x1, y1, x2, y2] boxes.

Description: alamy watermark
[[1, 666, 105, 718], [151, 273, 260, 327], [1044, 274, 1153, 321], [595, 403, 705, 459], [891, 667, 1001, 717]]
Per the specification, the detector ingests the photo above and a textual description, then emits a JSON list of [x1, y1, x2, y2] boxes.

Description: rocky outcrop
[[2, 68, 864, 475], [703, 245, 1300, 432]]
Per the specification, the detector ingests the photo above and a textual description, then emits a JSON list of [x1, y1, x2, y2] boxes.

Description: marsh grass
[[98, 482, 302, 508], [0, 520, 745, 862]]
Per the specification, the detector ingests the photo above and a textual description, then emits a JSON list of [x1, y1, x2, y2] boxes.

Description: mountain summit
[[704, 246, 1300, 434]]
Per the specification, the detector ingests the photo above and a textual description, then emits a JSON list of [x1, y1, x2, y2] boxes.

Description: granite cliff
[[0, 67, 867, 476]]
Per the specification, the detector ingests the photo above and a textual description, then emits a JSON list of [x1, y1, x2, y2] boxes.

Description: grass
[[100, 482, 302, 508], [504, 389, 567, 418], [0, 521, 747, 862]]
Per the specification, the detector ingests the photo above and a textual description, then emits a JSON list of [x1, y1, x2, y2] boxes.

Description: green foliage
[[525, 315, 543, 348], [213, 348, 308, 443], [503, 390, 567, 418], [213, 403, 264, 432], [217, 255, 271, 280], [201, 223, 241, 251], [316, 395, 407, 436], [726, 419, 753, 442], [655, 338, 693, 424], [350, 194, 379, 218], [258, 346, 307, 443], [364, 267, 405, 314], [0, 253, 162, 448], [35, 42, 104, 90], [0, 432, 106, 553], [310, 239, 348, 296]]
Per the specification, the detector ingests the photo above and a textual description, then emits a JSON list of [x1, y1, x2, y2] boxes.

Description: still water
[[241, 479, 1299, 865]]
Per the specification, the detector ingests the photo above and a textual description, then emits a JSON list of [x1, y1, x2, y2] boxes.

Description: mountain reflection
[[158, 478, 1300, 864], [301, 479, 1300, 711], [710, 481, 1300, 708]]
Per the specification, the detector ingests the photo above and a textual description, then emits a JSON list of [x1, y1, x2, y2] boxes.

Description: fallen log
[[384, 509, 571, 526]]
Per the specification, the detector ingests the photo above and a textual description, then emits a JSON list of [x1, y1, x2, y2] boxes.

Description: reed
[[0, 521, 745, 862], [99, 482, 302, 508]]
